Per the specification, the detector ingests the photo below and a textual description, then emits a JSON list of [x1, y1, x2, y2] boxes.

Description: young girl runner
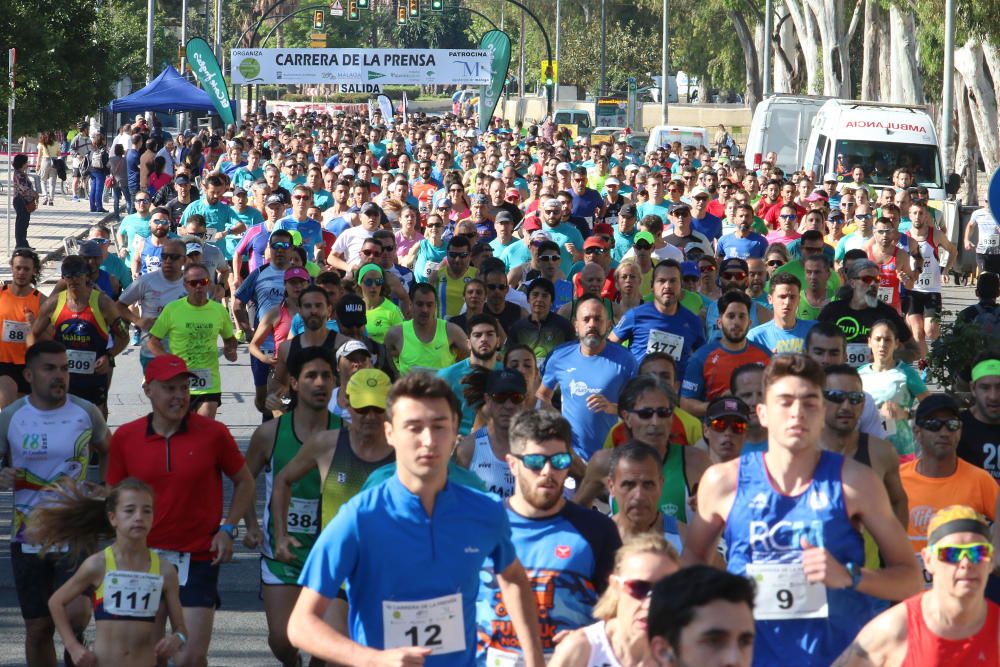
[[30, 478, 187, 666]]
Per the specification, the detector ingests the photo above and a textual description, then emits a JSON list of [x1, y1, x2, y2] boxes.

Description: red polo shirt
[[107, 413, 245, 559]]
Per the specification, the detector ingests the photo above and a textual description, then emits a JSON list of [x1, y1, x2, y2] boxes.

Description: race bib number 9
[[846, 343, 871, 367], [745, 562, 829, 621], [383, 593, 465, 655], [189, 368, 212, 391], [66, 350, 97, 374], [102, 570, 163, 618], [423, 261, 441, 279], [2, 320, 29, 343], [287, 497, 319, 536], [647, 329, 683, 360]]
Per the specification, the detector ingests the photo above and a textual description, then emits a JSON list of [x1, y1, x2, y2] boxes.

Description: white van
[[645, 125, 708, 156], [745, 94, 829, 173], [552, 109, 593, 138], [804, 99, 953, 200]]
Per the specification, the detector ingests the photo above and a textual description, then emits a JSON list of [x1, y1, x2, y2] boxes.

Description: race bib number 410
[[383, 593, 465, 655]]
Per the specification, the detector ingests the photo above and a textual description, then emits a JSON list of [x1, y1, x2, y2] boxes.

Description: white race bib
[[647, 329, 684, 360], [745, 562, 829, 621], [66, 349, 97, 374], [2, 320, 29, 344], [485, 647, 525, 667], [154, 549, 191, 586], [877, 286, 893, 304], [102, 570, 163, 618], [20, 542, 69, 554], [423, 261, 441, 279], [915, 271, 933, 289], [287, 497, 320, 536], [383, 593, 466, 655], [189, 368, 212, 391], [846, 343, 871, 367], [982, 234, 999, 250]]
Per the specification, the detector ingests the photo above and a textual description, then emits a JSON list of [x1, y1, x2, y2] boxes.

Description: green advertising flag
[[185, 38, 236, 127], [478, 30, 511, 133]]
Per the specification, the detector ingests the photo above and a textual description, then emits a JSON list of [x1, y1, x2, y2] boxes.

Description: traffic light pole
[[261, 5, 333, 45], [479, 0, 552, 116]]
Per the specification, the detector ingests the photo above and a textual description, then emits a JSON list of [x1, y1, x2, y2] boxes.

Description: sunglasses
[[633, 242, 652, 251], [855, 275, 878, 285], [486, 283, 507, 291], [855, 214, 873, 220], [161, 252, 183, 261], [91, 238, 111, 246], [135, 198, 150, 204], [779, 214, 797, 220], [292, 194, 311, 200], [932, 542, 993, 565], [270, 241, 291, 250], [361, 249, 382, 258], [614, 577, 655, 601], [823, 389, 866, 405], [708, 417, 748, 434], [361, 278, 384, 287], [538, 255, 560, 262], [353, 405, 386, 415], [699, 265, 717, 273], [449, 252, 470, 259], [512, 452, 572, 471], [629, 407, 673, 420], [151, 218, 171, 226], [721, 271, 747, 281], [62, 269, 89, 278], [490, 392, 525, 404], [917, 418, 962, 432], [186, 278, 210, 287], [585, 247, 608, 255]]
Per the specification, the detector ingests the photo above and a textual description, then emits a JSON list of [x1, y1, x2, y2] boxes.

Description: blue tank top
[[140, 241, 163, 275], [95, 269, 115, 299], [724, 450, 874, 667]]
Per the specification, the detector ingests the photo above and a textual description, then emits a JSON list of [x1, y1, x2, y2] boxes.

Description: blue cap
[[680, 261, 700, 279]]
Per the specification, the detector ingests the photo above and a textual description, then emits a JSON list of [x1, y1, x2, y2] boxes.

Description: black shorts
[[906, 291, 942, 318], [70, 378, 109, 406], [11, 543, 86, 619], [977, 253, 1000, 273], [190, 392, 222, 410], [250, 356, 271, 388], [179, 559, 221, 609], [0, 362, 30, 395]]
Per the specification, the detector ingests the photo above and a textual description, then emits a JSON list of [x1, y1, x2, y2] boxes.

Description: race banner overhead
[[230, 48, 491, 85]]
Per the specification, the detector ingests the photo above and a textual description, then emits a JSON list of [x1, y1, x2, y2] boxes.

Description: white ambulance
[[803, 99, 957, 200]]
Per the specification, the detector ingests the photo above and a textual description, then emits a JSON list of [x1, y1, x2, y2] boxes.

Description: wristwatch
[[218, 523, 239, 539], [845, 562, 863, 590]]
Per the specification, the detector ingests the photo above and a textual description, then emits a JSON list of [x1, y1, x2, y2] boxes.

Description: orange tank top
[[0, 285, 41, 364], [902, 592, 1000, 666]]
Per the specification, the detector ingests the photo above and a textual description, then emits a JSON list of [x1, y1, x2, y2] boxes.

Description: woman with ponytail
[[29, 478, 188, 666]]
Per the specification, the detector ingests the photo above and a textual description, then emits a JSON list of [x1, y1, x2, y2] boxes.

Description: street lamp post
[[600, 0, 606, 96], [554, 0, 560, 106], [660, 0, 668, 124], [146, 0, 155, 85]]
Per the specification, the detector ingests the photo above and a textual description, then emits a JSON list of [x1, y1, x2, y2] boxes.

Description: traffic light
[[312, 9, 324, 30], [348, 0, 360, 21], [430, 0, 443, 11], [544, 66, 553, 87], [408, 0, 420, 18], [357, 0, 368, 7], [396, 0, 407, 24]]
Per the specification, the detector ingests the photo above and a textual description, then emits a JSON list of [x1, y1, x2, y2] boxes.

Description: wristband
[[845, 562, 862, 590], [175, 631, 187, 646], [218, 523, 237, 539]]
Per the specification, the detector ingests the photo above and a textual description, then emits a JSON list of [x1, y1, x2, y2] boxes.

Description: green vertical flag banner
[[478, 30, 511, 133], [185, 38, 236, 127]]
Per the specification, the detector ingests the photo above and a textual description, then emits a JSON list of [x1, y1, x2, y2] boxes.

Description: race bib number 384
[[383, 593, 465, 655]]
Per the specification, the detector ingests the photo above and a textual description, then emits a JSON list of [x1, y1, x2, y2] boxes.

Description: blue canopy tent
[[109, 65, 230, 114]]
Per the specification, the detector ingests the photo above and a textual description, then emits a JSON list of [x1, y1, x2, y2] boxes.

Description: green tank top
[[262, 411, 338, 582], [611, 444, 689, 522], [397, 319, 455, 375], [321, 428, 395, 529]]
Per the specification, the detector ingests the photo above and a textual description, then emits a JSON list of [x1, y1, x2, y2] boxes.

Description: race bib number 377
[[383, 593, 465, 655]]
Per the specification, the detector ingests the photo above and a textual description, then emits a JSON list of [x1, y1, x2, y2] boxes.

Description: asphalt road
[[0, 282, 981, 665]]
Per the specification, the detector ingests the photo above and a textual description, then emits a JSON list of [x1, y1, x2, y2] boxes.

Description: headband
[[356, 263, 383, 282], [971, 359, 1000, 383], [928, 518, 991, 546]]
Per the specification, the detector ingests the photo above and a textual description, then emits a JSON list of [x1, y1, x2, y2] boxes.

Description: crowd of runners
[[2, 107, 1000, 667]]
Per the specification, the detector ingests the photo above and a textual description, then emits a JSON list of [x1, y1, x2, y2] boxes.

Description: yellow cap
[[346, 369, 391, 410]]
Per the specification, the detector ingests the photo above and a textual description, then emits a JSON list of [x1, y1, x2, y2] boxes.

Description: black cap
[[705, 396, 750, 421], [174, 175, 191, 186], [360, 202, 381, 216], [619, 203, 637, 218], [718, 257, 749, 274], [336, 294, 367, 328], [485, 369, 527, 395], [915, 393, 961, 421], [495, 210, 514, 224]]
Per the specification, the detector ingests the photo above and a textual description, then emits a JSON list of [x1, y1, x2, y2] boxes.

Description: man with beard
[[716, 203, 767, 260], [131, 207, 172, 278], [819, 364, 907, 530], [681, 290, 771, 417], [958, 356, 1000, 482], [241, 347, 341, 666], [179, 174, 237, 243], [268, 286, 338, 411], [269, 368, 396, 656], [746, 257, 770, 310], [540, 296, 637, 461], [437, 314, 503, 435], [818, 259, 918, 366], [606, 441, 684, 550], [475, 410, 621, 665], [385, 283, 469, 376], [0, 249, 44, 408], [703, 258, 772, 340], [455, 368, 528, 499], [610, 259, 705, 374]]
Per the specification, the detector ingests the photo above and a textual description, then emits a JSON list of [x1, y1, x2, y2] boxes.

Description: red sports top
[[901, 592, 1000, 666]]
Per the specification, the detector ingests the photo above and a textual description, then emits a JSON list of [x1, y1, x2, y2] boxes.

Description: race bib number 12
[[383, 593, 465, 655]]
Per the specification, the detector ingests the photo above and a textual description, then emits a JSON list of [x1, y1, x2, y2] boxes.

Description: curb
[[41, 211, 118, 265]]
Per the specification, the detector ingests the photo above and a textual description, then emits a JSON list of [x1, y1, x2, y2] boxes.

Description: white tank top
[[911, 229, 942, 293], [582, 621, 623, 667], [469, 426, 515, 499]]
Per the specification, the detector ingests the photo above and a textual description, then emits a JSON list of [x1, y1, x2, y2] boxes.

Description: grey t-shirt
[[119, 270, 186, 357]]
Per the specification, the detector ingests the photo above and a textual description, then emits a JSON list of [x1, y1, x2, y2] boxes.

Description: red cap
[[523, 216, 542, 232], [584, 235, 609, 250], [504, 188, 521, 202], [592, 222, 614, 237], [144, 354, 195, 384]]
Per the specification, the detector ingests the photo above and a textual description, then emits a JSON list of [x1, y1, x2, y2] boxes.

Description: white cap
[[556, 162, 572, 173], [604, 177, 621, 186], [530, 230, 552, 241]]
